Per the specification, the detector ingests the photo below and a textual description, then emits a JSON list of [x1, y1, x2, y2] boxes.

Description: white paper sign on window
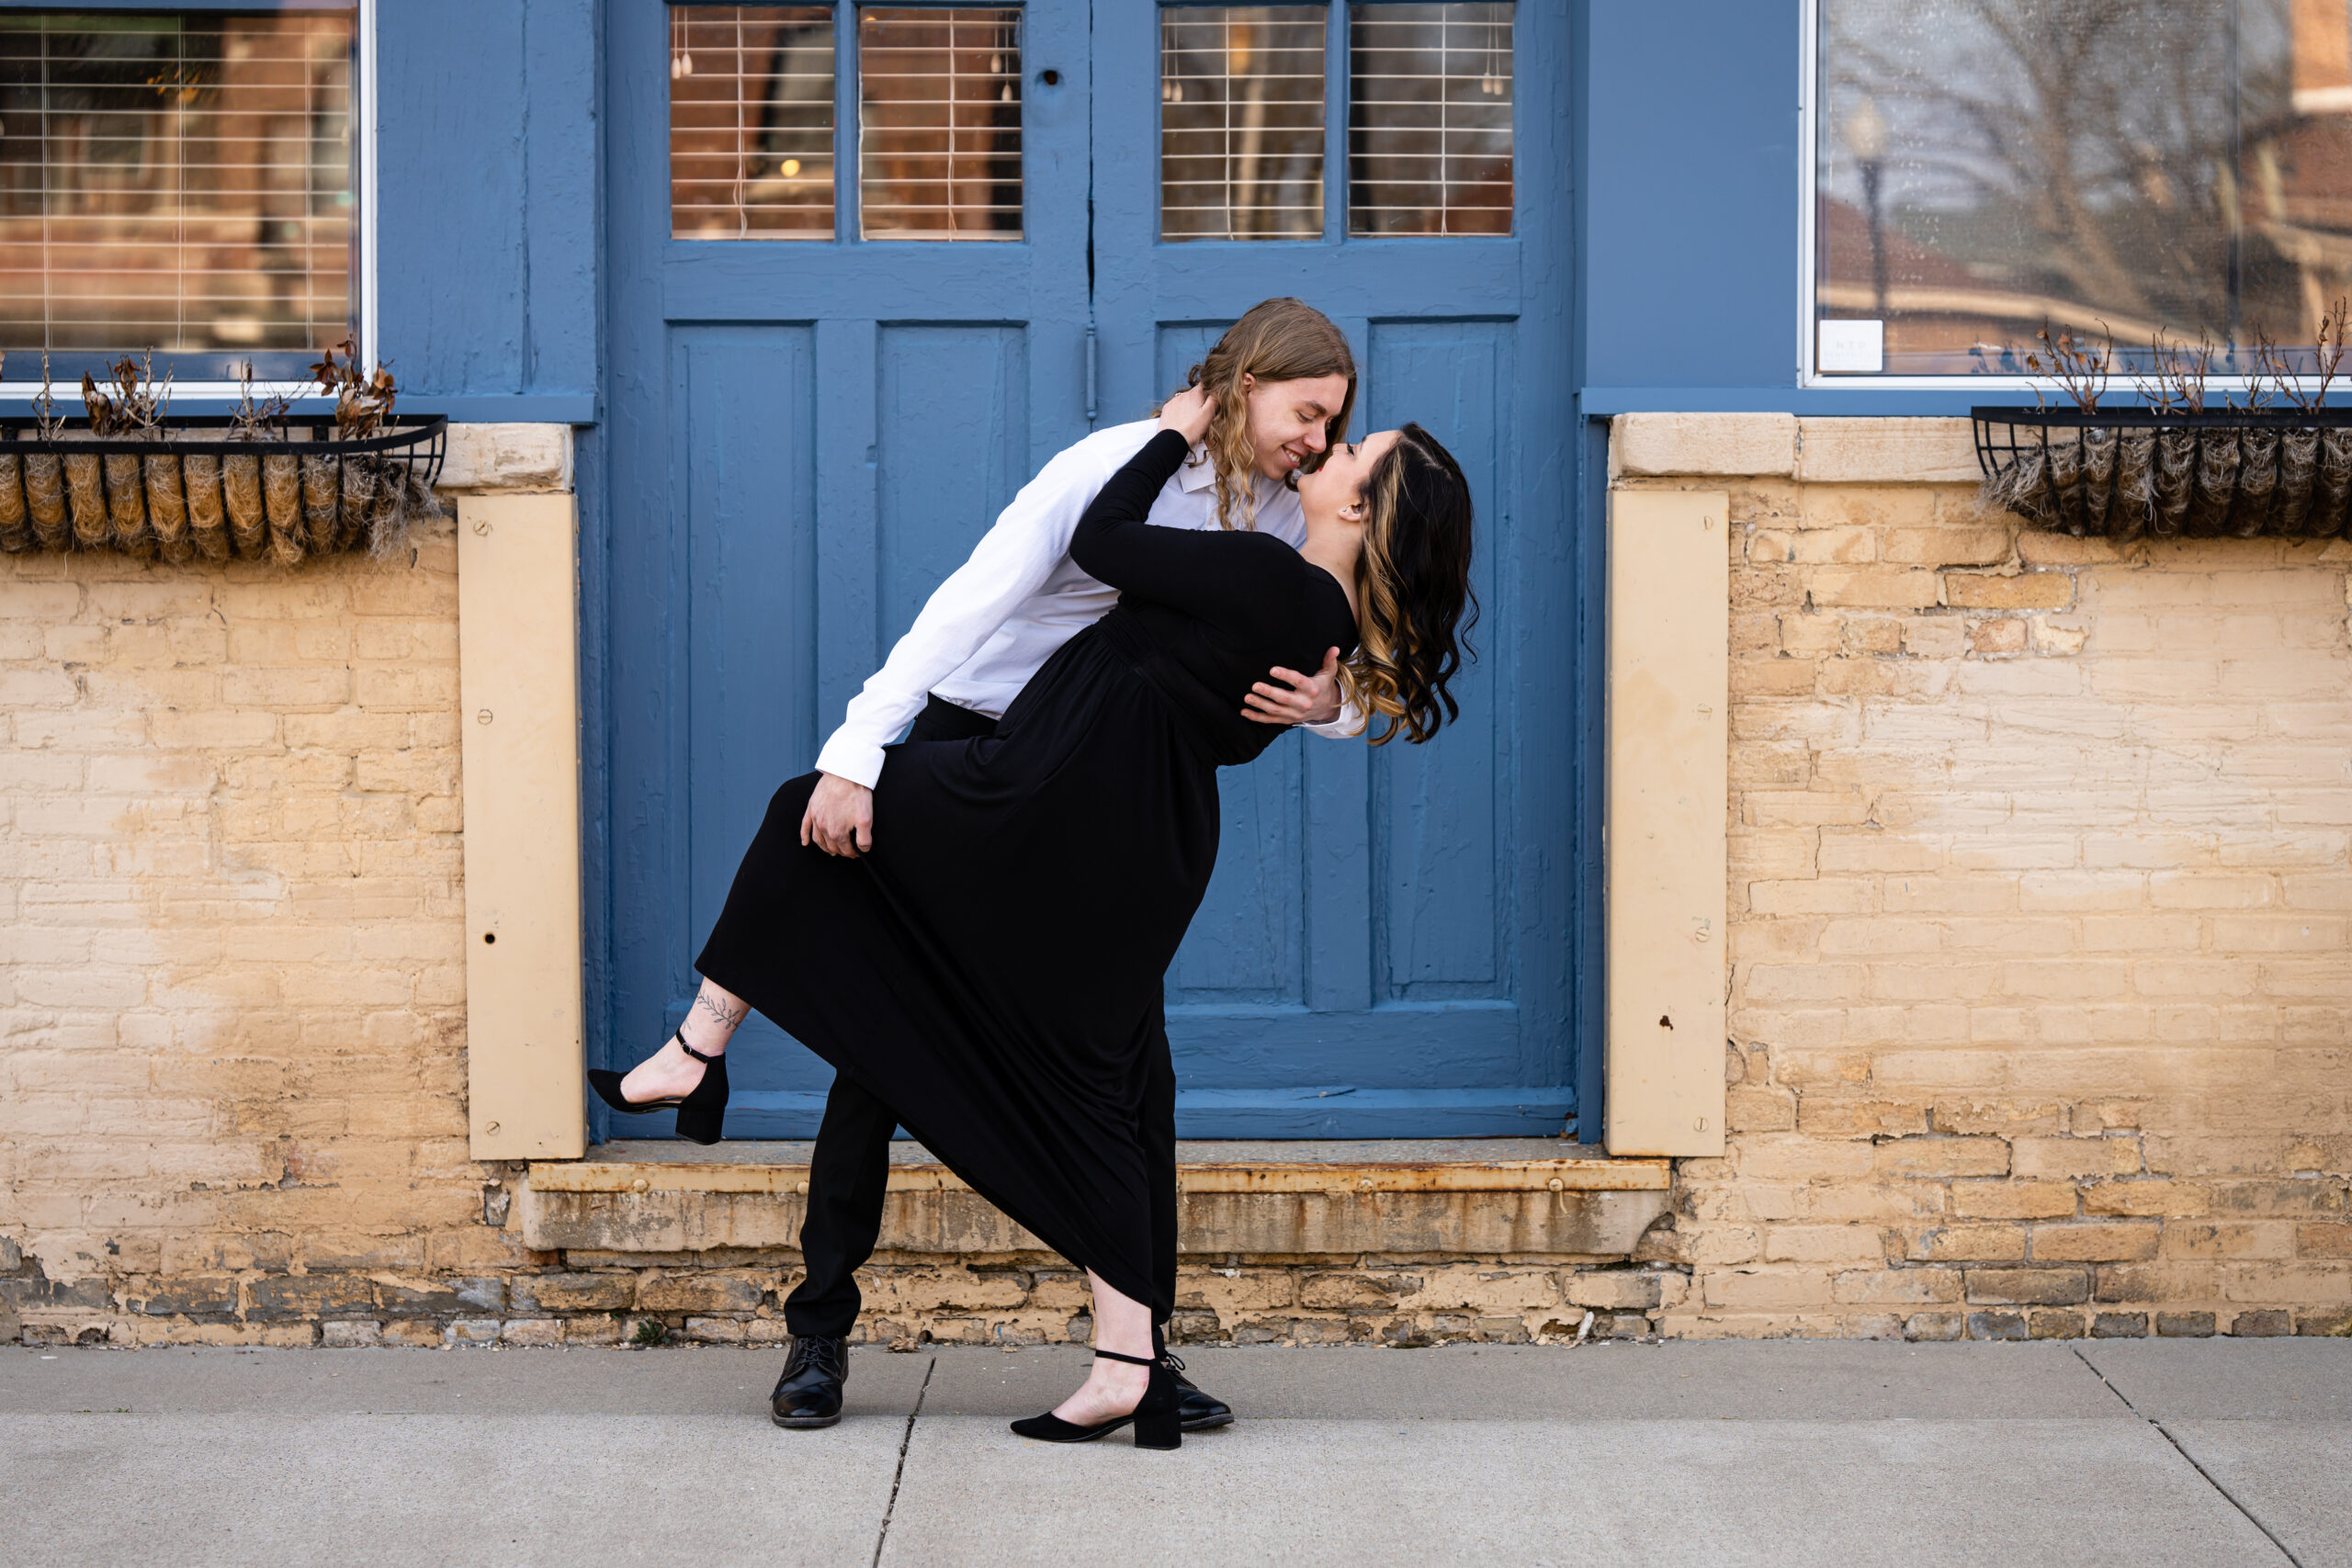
[[1817, 319, 1884, 374]]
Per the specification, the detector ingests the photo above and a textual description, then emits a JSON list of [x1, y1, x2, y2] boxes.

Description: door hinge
[[1084, 323, 1099, 427]]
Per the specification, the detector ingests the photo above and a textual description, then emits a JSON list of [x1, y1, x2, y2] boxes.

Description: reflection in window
[[859, 7, 1021, 241], [0, 11, 356, 382], [1349, 3, 1512, 236], [1818, 0, 2352, 377], [669, 6, 836, 241], [1161, 6, 1325, 242]]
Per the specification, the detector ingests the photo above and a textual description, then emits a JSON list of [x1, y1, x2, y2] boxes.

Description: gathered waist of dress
[[1092, 604, 1261, 767]]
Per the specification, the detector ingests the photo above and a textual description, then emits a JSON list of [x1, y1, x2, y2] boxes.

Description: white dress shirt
[[813, 417, 1359, 788]]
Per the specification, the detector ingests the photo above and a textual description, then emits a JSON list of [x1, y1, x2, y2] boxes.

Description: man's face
[[1240, 372, 1351, 482]]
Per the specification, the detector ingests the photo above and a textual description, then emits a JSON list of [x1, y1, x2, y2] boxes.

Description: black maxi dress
[[696, 429, 1360, 1313]]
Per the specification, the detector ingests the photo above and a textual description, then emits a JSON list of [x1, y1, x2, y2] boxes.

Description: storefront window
[[1815, 0, 2352, 378], [0, 9, 356, 385]]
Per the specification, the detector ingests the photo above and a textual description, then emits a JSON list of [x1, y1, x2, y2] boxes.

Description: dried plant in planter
[[310, 338, 435, 557], [66, 374, 113, 548], [221, 362, 281, 558], [181, 446, 229, 561], [84, 355, 168, 557], [21, 355, 70, 550], [0, 355, 28, 555]]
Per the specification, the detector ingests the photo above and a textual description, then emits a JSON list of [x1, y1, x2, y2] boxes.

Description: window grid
[[1347, 2, 1512, 237], [0, 11, 356, 374], [1159, 6, 1326, 243], [858, 6, 1022, 242], [668, 5, 837, 242]]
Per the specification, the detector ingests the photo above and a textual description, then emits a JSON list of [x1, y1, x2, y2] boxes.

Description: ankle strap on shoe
[[673, 1031, 720, 1065], [1092, 1348, 1158, 1367]]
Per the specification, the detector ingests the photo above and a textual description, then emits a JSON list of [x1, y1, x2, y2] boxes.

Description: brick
[[1953, 1181, 2078, 1221], [1875, 1138, 2011, 1179], [2155, 1312, 2216, 1337], [1301, 1272, 1420, 1309], [511, 1272, 637, 1313], [2296, 1224, 2352, 1258], [1944, 572, 2074, 610], [1968, 1311, 2030, 1340], [1905, 1311, 1965, 1341], [2092, 1312, 2148, 1338], [2030, 1223, 2161, 1262], [2029, 1309, 2086, 1339], [1964, 1267, 2089, 1306], [124, 1277, 238, 1316], [2230, 1310, 2293, 1337], [245, 1276, 377, 1321]]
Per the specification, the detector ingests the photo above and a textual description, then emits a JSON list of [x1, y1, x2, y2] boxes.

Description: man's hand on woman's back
[[1244, 647, 1343, 727]]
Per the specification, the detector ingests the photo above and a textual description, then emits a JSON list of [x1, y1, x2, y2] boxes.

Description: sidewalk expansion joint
[[2069, 1346, 2303, 1568], [871, 1354, 935, 1568]]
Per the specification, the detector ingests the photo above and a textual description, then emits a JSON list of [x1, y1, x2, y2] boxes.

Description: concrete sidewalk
[[4, 1341, 2346, 1567]]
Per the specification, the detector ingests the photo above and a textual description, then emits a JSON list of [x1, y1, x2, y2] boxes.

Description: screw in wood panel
[[477, 709, 493, 724], [1547, 1177, 1565, 1191], [631, 1178, 648, 1193], [796, 1179, 809, 1195], [483, 931, 496, 943], [473, 518, 491, 535], [484, 1121, 500, 1134]]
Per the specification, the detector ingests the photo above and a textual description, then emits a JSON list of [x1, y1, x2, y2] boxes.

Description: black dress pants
[[780, 694, 1182, 1339]]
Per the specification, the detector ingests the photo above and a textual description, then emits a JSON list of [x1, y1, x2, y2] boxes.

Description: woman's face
[[1239, 372, 1352, 481], [1296, 428, 1401, 520]]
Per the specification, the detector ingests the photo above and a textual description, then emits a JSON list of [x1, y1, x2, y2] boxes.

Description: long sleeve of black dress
[[1066, 429, 1357, 764]]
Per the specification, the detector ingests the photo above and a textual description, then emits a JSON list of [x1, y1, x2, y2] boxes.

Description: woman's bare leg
[[619, 977, 748, 1102], [1049, 1269, 1156, 1425]]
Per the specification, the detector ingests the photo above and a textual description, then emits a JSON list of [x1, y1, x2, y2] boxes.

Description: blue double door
[[604, 3, 1576, 1139]]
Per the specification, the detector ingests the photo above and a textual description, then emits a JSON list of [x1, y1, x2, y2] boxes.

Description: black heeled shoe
[[587, 1032, 729, 1145], [1009, 1348, 1182, 1450]]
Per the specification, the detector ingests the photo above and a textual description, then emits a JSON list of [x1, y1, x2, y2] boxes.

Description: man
[[766, 299, 1363, 1430]]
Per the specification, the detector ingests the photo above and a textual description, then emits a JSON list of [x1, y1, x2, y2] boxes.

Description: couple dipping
[[593, 299, 1477, 1450]]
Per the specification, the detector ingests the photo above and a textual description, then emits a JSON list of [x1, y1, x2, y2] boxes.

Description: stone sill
[[534, 1139, 1669, 1196], [518, 1141, 1674, 1260], [1611, 412, 1980, 483]]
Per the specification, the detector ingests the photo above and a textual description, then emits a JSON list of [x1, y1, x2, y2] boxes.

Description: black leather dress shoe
[[1166, 1353, 1232, 1431], [771, 1335, 847, 1428]]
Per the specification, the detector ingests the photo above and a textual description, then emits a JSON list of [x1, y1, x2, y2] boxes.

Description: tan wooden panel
[[458, 493, 585, 1159], [1606, 489, 1729, 1157]]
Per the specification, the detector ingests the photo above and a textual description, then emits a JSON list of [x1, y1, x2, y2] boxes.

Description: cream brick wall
[[1618, 414, 2352, 1342], [0, 428, 576, 1347]]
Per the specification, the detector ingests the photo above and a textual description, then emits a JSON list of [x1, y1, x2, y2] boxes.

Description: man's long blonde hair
[[1174, 299, 1358, 531]]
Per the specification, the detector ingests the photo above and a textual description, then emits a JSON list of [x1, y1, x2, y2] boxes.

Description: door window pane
[[669, 6, 836, 241], [1349, 3, 1512, 236], [1818, 0, 2352, 378], [0, 10, 356, 382], [1161, 6, 1326, 242], [859, 6, 1021, 241]]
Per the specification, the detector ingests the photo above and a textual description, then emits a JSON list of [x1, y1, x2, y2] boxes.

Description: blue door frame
[[595, 1, 1589, 1142]]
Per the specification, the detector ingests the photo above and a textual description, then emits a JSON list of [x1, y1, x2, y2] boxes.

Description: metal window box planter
[[1973, 405, 2352, 540], [0, 414, 447, 564]]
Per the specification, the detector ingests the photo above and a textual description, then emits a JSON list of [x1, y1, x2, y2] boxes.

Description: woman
[[595, 384, 1476, 1448]]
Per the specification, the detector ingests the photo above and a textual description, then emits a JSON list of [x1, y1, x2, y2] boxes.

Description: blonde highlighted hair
[[1172, 298, 1357, 531], [1336, 423, 1478, 746]]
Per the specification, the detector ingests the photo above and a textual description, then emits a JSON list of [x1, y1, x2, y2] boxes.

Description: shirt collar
[[1175, 442, 1218, 493]]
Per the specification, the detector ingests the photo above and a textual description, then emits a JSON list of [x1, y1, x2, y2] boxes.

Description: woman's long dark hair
[[1340, 423, 1478, 744]]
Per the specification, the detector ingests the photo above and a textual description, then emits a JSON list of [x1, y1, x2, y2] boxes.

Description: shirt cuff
[[813, 737, 887, 791]]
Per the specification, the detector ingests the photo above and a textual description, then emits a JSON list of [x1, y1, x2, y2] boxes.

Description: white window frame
[[0, 0, 378, 403], [1797, 0, 2301, 397]]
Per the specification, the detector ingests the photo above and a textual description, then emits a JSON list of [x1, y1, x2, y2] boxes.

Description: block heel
[[1009, 1348, 1182, 1449], [587, 1032, 729, 1145]]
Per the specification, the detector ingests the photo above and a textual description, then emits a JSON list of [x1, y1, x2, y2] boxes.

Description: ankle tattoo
[[692, 990, 747, 1038]]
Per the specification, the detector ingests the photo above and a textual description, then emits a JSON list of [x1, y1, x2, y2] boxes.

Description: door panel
[[1368, 319, 1509, 1000], [876, 324, 1033, 652]]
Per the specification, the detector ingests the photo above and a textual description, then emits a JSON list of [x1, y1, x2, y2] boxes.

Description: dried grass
[[181, 453, 231, 561]]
